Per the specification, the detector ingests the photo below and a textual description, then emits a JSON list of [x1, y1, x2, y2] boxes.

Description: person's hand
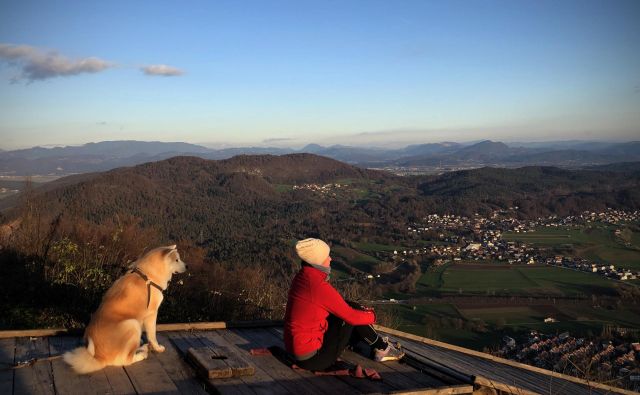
[[347, 300, 374, 311]]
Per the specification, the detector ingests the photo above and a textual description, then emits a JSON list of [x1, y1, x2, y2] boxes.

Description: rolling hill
[[2, 154, 639, 264]]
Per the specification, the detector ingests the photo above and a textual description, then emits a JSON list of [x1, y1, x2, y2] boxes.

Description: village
[[494, 329, 640, 391], [292, 182, 344, 194], [383, 208, 640, 282]]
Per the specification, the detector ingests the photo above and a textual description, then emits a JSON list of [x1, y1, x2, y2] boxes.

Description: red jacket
[[284, 264, 376, 356]]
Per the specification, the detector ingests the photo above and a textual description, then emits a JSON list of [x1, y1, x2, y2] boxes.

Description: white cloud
[[0, 43, 114, 82], [141, 64, 184, 77]]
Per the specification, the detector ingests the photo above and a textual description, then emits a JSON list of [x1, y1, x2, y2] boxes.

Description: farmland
[[379, 300, 640, 351], [332, 245, 384, 273], [416, 263, 618, 297], [503, 225, 640, 270]]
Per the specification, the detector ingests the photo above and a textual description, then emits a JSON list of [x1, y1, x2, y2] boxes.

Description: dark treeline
[[1, 154, 639, 329]]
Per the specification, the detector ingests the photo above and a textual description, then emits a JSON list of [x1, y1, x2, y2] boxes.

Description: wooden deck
[[0, 323, 635, 394]]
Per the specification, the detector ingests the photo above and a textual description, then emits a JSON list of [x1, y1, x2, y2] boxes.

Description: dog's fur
[[63, 245, 187, 374]]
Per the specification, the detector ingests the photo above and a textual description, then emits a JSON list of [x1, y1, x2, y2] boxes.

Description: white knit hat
[[295, 238, 330, 265]]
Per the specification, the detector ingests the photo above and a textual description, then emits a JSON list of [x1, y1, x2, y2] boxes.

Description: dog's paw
[[151, 343, 165, 353], [133, 345, 149, 362]]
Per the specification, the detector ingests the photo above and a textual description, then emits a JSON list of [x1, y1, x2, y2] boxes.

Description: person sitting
[[284, 238, 404, 371]]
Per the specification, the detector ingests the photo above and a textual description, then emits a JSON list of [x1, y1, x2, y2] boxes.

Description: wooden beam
[[375, 325, 637, 395], [0, 328, 70, 339], [0, 320, 284, 338], [157, 320, 283, 331], [474, 376, 539, 395], [157, 322, 227, 331], [390, 384, 474, 395]]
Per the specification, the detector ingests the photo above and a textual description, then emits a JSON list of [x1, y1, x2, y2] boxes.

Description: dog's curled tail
[[63, 338, 105, 374]]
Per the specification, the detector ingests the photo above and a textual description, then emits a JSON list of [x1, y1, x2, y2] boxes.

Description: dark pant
[[296, 314, 380, 371]]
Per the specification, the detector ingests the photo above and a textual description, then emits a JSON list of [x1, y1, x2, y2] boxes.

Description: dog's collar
[[130, 267, 164, 308]]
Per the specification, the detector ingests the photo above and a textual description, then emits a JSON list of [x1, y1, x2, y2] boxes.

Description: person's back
[[284, 262, 375, 356], [283, 238, 404, 371]]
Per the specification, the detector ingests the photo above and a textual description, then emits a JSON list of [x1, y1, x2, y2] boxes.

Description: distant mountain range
[[1, 139, 639, 176]]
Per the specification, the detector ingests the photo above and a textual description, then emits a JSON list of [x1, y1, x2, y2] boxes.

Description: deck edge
[[375, 324, 636, 395]]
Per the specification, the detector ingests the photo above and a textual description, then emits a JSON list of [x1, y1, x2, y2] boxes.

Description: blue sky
[[0, 0, 639, 149]]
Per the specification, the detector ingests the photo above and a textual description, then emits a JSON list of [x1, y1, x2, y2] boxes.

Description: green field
[[274, 184, 293, 193], [378, 303, 495, 349], [380, 301, 640, 351], [503, 224, 640, 270], [353, 242, 403, 253], [332, 246, 383, 273], [376, 223, 640, 351], [557, 305, 640, 329], [417, 262, 451, 289], [416, 263, 619, 297]]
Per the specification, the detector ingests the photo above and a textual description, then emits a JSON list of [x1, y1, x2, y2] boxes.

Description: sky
[[0, 0, 639, 150]]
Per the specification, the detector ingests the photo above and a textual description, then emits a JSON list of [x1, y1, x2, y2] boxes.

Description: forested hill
[[2, 155, 639, 264], [416, 166, 640, 216], [1, 154, 392, 264]]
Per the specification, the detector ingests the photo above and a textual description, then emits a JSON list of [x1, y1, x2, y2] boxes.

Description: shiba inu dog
[[63, 245, 187, 374]]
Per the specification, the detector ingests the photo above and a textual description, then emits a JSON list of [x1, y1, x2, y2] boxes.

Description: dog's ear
[[163, 245, 177, 257]]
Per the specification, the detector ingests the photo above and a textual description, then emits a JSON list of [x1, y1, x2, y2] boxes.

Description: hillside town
[[385, 208, 640, 282], [292, 183, 344, 195]]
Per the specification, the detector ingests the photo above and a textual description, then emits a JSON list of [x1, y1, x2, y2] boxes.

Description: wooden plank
[[13, 336, 55, 395], [48, 336, 137, 395], [49, 336, 125, 395], [210, 346, 255, 377], [167, 331, 194, 355], [267, 327, 375, 394], [49, 336, 136, 395], [158, 322, 227, 332], [234, 327, 350, 395], [173, 331, 255, 395], [390, 384, 474, 395], [123, 343, 180, 394], [398, 346, 474, 385], [249, 327, 362, 395], [388, 336, 555, 392], [47, 336, 135, 395], [339, 348, 422, 391], [187, 347, 232, 378], [204, 330, 293, 395], [268, 326, 396, 394], [102, 366, 138, 395], [0, 328, 70, 339], [377, 325, 631, 395], [0, 338, 15, 395], [226, 320, 284, 329], [157, 320, 283, 332], [399, 338, 569, 393], [474, 376, 540, 395], [0, 320, 284, 339], [155, 332, 208, 395], [396, 336, 617, 395], [367, 350, 450, 389], [400, 339, 554, 393]]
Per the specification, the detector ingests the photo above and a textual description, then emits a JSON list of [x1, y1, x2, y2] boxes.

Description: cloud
[[0, 43, 114, 82], [141, 64, 184, 76]]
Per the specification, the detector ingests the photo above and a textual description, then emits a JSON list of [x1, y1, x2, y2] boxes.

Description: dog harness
[[131, 267, 164, 308]]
